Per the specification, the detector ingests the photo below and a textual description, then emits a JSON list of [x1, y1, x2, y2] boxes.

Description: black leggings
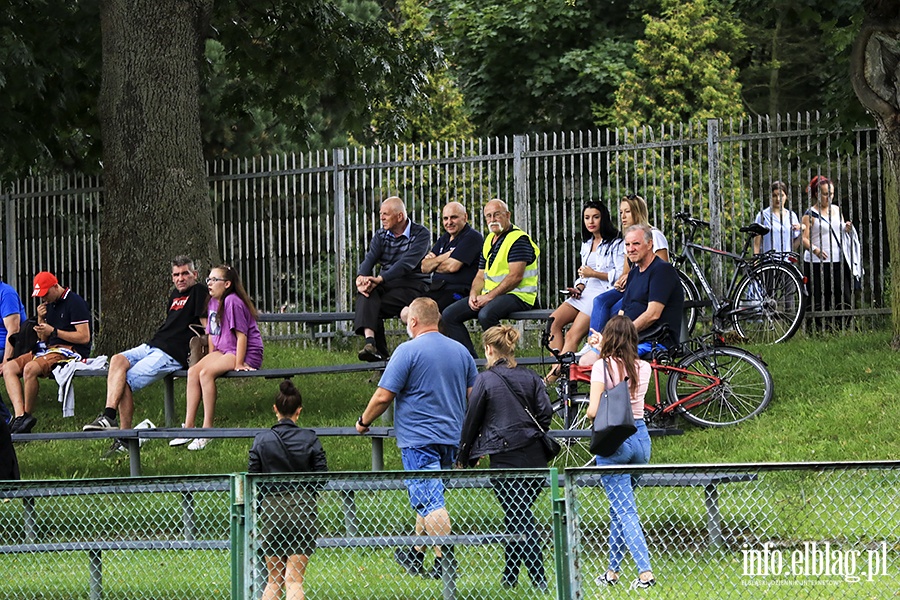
[[490, 442, 548, 587]]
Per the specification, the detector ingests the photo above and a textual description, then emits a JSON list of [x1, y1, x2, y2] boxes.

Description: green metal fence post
[[550, 467, 571, 599], [231, 473, 246, 600]]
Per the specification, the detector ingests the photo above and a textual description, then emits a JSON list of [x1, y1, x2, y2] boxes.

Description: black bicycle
[[673, 212, 807, 344]]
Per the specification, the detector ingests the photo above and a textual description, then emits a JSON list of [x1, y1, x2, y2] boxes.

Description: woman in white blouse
[[547, 201, 624, 374], [752, 181, 804, 255]]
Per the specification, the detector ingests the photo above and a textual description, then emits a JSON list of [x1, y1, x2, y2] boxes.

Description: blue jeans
[[589, 289, 624, 335], [595, 420, 652, 574], [441, 294, 529, 358]]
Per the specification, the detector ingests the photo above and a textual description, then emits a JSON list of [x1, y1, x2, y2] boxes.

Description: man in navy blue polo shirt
[[3, 271, 91, 433]]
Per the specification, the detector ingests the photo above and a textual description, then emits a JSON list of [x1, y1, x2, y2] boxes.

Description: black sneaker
[[16, 414, 37, 434], [83, 414, 117, 431], [358, 343, 386, 362], [393, 546, 424, 575], [101, 439, 128, 459], [426, 548, 457, 580], [8, 416, 23, 434]]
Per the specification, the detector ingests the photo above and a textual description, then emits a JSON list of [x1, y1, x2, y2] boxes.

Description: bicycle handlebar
[[673, 212, 710, 229]]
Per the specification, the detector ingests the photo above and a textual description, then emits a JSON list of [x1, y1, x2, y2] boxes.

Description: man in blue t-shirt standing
[[620, 224, 684, 349], [4, 271, 92, 433], [83, 256, 208, 445], [355, 296, 477, 579]]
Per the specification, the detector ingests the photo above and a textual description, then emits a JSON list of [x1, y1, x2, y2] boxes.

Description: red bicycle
[[543, 320, 773, 468]]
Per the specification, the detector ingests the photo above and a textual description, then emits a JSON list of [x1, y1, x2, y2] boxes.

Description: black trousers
[[490, 441, 548, 587], [353, 279, 428, 353], [805, 261, 851, 330]]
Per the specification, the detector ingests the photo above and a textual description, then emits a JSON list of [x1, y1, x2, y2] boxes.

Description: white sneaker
[[134, 419, 155, 448], [187, 438, 209, 451], [574, 342, 592, 358], [169, 424, 192, 447]]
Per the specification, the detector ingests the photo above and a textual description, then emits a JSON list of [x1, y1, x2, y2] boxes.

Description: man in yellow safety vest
[[441, 199, 540, 358]]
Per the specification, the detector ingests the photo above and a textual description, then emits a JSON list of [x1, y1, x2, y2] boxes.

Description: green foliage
[[430, 0, 651, 135], [610, 0, 745, 128], [0, 1, 103, 177]]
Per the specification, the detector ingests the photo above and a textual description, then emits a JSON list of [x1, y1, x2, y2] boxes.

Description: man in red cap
[[2, 271, 92, 433]]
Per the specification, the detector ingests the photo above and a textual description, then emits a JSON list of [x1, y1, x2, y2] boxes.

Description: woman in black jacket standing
[[249, 380, 327, 600], [457, 325, 553, 591]]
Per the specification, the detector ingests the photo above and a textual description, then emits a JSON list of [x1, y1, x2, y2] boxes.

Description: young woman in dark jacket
[[249, 380, 327, 600], [457, 325, 553, 591]]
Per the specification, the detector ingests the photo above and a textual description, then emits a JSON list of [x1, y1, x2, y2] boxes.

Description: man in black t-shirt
[[420, 202, 484, 311], [83, 257, 207, 434]]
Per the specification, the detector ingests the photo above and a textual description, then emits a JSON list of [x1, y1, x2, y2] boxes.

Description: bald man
[[420, 202, 484, 311], [355, 297, 476, 579], [354, 197, 431, 362], [441, 199, 540, 359]]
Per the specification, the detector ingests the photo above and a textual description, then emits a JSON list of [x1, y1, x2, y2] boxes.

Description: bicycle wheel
[[731, 263, 805, 344], [679, 270, 700, 336], [549, 394, 595, 468], [666, 346, 773, 427]]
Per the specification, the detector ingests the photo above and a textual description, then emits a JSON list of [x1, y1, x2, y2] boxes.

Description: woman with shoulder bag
[[585, 316, 656, 590], [457, 325, 553, 591]]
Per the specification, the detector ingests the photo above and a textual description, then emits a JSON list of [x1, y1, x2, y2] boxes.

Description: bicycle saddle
[[739, 223, 770, 236]]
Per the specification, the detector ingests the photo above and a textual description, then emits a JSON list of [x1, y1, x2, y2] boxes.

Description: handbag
[[187, 323, 209, 368], [490, 371, 561, 460], [590, 359, 637, 457]]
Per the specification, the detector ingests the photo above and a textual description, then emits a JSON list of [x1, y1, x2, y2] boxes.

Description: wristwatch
[[357, 415, 371, 428]]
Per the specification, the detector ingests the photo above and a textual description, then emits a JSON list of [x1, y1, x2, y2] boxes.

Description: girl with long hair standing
[[585, 316, 656, 590]]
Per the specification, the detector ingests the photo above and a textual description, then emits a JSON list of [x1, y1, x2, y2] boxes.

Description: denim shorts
[[120, 344, 182, 392], [400, 444, 456, 517]]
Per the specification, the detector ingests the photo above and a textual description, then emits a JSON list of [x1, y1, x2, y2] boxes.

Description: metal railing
[[1, 114, 888, 333], [1, 462, 898, 599]]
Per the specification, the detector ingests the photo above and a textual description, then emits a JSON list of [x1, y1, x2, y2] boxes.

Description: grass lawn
[[12, 327, 900, 479]]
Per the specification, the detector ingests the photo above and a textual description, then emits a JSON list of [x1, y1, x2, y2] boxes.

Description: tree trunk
[[850, 3, 900, 348], [97, 0, 218, 354]]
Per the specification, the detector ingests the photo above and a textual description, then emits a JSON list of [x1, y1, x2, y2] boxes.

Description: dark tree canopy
[[850, 0, 900, 348]]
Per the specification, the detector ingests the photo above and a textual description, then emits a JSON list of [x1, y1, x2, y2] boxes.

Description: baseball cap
[[32, 271, 59, 297]]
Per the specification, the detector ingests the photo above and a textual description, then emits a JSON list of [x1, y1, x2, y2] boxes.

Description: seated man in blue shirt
[[0, 277, 27, 423], [619, 224, 683, 349], [581, 224, 683, 365]]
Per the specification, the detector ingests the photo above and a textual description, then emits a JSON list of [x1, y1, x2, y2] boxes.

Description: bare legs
[[184, 351, 236, 429], [105, 353, 135, 428], [262, 554, 309, 600], [3, 358, 42, 416]]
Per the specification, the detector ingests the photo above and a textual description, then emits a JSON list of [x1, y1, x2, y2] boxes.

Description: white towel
[[53, 356, 109, 417]]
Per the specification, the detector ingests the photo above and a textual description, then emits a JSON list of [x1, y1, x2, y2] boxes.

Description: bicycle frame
[[645, 358, 721, 417]]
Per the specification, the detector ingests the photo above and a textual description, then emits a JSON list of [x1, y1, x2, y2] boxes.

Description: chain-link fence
[[1, 463, 898, 599], [0, 475, 233, 600], [241, 469, 566, 600], [566, 463, 900, 599]]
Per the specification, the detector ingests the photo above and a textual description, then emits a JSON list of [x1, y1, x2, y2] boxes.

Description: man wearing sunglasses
[[83, 257, 207, 448]]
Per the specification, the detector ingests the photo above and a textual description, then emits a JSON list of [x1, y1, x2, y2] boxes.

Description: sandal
[[544, 365, 561, 384]]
